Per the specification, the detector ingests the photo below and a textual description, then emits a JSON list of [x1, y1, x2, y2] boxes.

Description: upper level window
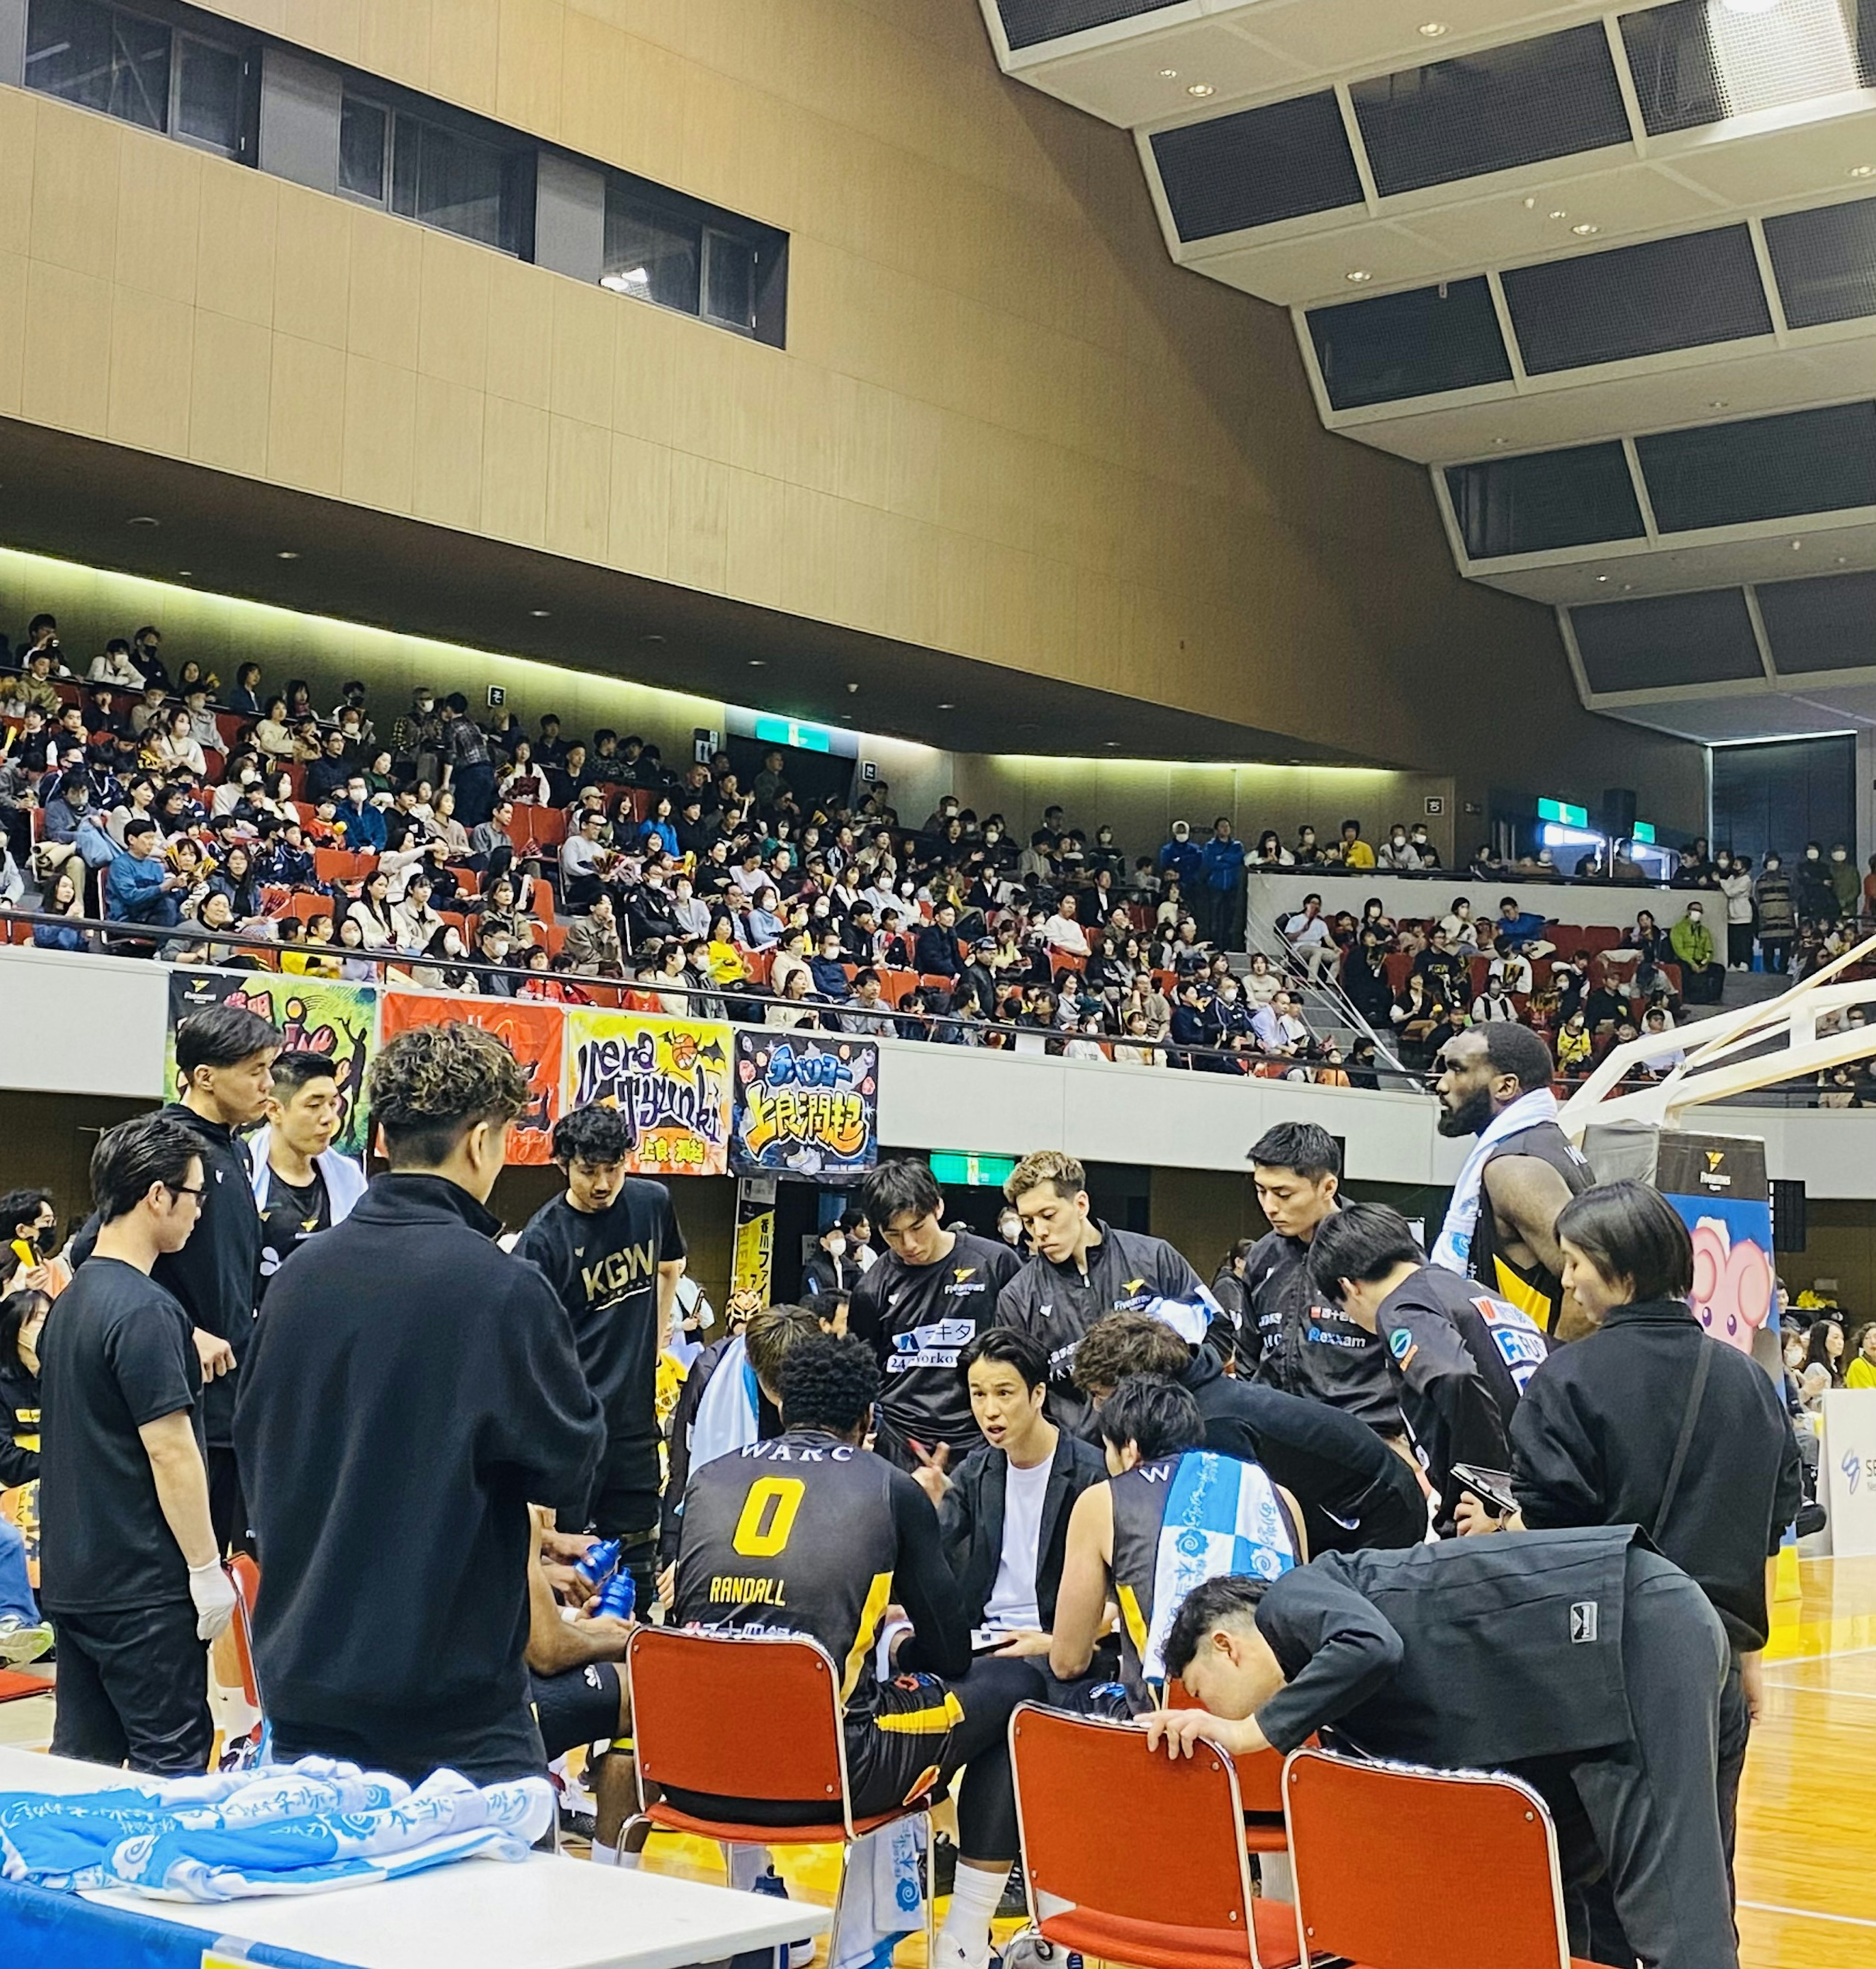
[[602, 182, 773, 339], [339, 90, 528, 256], [25, 0, 250, 158]]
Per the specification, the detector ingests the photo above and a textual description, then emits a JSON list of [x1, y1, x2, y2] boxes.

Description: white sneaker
[[0, 1616, 52, 1668]]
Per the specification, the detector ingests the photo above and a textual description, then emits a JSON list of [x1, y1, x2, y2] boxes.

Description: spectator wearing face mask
[[1157, 819, 1203, 893], [1752, 856, 1794, 974], [1669, 900, 1724, 1005], [1714, 854, 1754, 969], [1794, 843, 1836, 925], [1829, 843, 1860, 921], [1376, 823, 1420, 872]]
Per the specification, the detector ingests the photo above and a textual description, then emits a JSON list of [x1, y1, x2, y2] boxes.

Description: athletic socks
[[935, 1860, 1007, 1969], [590, 1839, 618, 1867]]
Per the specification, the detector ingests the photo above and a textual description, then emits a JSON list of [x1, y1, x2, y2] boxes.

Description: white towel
[[689, 1338, 761, 1473], [1429, 1086, 1560, 1277]]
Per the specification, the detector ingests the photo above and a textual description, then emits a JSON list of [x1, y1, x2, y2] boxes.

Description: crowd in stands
[[4, 609, 1875, 1097]]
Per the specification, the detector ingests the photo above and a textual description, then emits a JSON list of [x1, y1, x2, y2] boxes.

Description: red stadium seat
[[314, 848, 374, 885], [1009, 1702, 1300, 1968], [1283, 1747, 1612, 1969], [625, 1628, 934, 1969]]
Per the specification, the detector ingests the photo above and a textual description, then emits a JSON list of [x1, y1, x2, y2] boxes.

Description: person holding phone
[[1455, 1180, 1801, 1964]]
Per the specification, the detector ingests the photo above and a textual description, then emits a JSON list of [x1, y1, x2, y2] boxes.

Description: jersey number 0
[[732, 1476, 806, 1558]]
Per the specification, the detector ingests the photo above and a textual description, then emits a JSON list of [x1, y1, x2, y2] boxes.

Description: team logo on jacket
[[1388, 1327, 1413, 1360]]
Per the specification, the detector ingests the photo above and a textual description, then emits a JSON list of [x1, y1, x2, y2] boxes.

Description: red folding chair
[[1008, 1702, 1300, 1969], [1283, 1746, 1613, 1968], [1167, 1678, 1290, 1856], [624, 1627, 935, 1969]]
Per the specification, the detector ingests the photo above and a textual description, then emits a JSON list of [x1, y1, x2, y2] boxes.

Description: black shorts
[[49, 1600, 212, 1776], [530, 1660, 625, 1764], [589, 1439, 661, 1544], [207, 1444, 252, 1558], [269, 1706, 547, 1789]]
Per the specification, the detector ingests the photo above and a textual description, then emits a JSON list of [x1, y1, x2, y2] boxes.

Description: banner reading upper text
[[561, 1009, 733, 1177], [731, 1031, 879, 1177]]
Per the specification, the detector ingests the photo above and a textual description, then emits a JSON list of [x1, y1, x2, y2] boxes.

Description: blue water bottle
[[576, 1539, 622, 1590], [596, 1570, 637, 1621]]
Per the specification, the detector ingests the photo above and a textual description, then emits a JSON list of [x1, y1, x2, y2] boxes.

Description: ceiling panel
[[1477, 521, 1876, 604], [1193, 220, 1457, 299], [1023, 19, 1314, 123], [1650, 109, 1876, 205], [1592, 691, 1871, 742], [1328, 335, 1876, 462]]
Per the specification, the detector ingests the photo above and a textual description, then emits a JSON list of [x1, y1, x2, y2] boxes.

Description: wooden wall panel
[[0, 0, 1705, 811]]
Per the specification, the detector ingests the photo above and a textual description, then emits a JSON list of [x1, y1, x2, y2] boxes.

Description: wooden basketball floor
[[2, 1555, 1871, 1966]]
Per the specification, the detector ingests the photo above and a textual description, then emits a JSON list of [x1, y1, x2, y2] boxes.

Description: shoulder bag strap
[[1652, 1335, 1714, 1544]]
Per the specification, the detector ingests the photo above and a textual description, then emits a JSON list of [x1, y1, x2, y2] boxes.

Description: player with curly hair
[[234, 1020, 606, 1786], [671, 1334, 1027, 1969]]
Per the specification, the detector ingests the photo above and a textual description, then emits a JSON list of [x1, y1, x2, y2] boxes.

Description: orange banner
[[377, 991, 565, 1164]]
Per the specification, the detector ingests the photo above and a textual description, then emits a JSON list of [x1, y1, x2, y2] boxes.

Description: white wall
[[10, 945, 1876, 1196]]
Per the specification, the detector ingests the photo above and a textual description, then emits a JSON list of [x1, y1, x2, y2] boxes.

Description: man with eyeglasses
[[38, 1113, 239, 1774]]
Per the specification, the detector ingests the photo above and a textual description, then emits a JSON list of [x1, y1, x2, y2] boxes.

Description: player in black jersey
[[846, 1161, 1021, 1473], [515, 1105, 688, 1606], [672, 1336, 1023, 1969], [1309, 1204, 1546, 1535]]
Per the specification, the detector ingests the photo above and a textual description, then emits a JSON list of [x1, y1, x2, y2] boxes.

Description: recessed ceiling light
[[176, 569, 192, 578], [1345, 269, 1373, 283], [1852, 165, 1876, 178], [748, 659, 766, 667], [1836, 556, 1849, 565], [937, 702, 955, 710], [1105, 740, 1121, 748], [1791, 538, 1803, 549], [127, 514, 159, 527], [1708, 399, 1729, 409], [1596, 574, 1609, 582], [840, 713, 854, 721], [1549, 209, 1568, 220], [1621, 583, 1635, 591], [1572, 222, 1599, 235], [1523, 196, 1537, 209], [276, 550, 299, 560], [641, 633, 666, 644], [529, 609, 551, 618], [1418, 21, 1450, 36], [1186, 82, 1214, 97], [1159, 67, 1178, 78]]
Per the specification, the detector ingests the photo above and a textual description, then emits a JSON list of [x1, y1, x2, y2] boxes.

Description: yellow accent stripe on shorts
[[874, 1692, 965, 1735], [1491, 1256, 1555, 1334]]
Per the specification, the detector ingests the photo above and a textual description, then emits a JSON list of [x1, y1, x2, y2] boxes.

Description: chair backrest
[[1167, 1678, 1288, 1813], [1010, 1703, 1259, 1968], [626, 1627, 851, 1814], [227, 1553, 263, 1710], [1283, 1749, 1569, 1969]]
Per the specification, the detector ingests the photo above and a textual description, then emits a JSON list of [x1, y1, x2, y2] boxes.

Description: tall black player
[[515, 1105, 687, 1605], [672, 1336, 1025, 1969], [846, 1160, 1021, 1476]]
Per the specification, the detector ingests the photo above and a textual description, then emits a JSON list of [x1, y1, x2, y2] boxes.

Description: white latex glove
[[188, 1559, 238, 1641]]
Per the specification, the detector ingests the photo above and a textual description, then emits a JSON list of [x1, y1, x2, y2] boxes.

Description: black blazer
[[1255, 1525, 1668, 1769], [937, 1430, 1108, 1631]]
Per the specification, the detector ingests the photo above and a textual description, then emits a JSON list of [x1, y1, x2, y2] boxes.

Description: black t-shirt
[[257, 1165, 331, 1301], [847, 1231, 1022, 1453], [514, 1181, 687, 1447], [38, 1257, 202, 1612]]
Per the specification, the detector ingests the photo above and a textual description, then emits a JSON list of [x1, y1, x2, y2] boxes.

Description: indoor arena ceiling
[[978, 0, 1876, 744]]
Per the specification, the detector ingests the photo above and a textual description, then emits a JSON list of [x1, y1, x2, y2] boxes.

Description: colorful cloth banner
[[731, 1033, 880, 1177], [377, 992, 564, 1164], [167, 973, 377, 1159], [562, 1010, 733, 1176]]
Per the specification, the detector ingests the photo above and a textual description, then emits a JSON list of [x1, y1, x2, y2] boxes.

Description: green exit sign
[[752, 714, 831, 754], [930, 1152, 1018, 1188], [1537, 797, 1589, 828], [1633, 821, 1655, 843]]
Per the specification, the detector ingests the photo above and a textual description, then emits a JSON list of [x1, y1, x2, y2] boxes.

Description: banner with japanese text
[[167, 971, 377, 1160], [378, 990, 564, 1164], [561, 1009, 734, 1177], [730, 1031, 880, 1177]]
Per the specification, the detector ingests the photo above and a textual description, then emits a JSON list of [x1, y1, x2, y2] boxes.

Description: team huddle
[[26, 1016, 1797, 1969]]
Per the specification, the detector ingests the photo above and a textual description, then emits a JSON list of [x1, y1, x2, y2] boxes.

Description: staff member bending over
[[913, 1327, 1107, 1686], [998, 1150, 1227, 1441], [237, 1023, 604, 1786], [516, 1103, 688, 1607], [1051, 1376, 1301, 1712], [39, 1114, 237, 1773], [1151, 1528, 1738, 1969], [1308, 1203, 1545, 1533], [846, 1159, 1021, 1474], [1069, 1311, 1426, 1554], [671, 1334, 1023, 1969]]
